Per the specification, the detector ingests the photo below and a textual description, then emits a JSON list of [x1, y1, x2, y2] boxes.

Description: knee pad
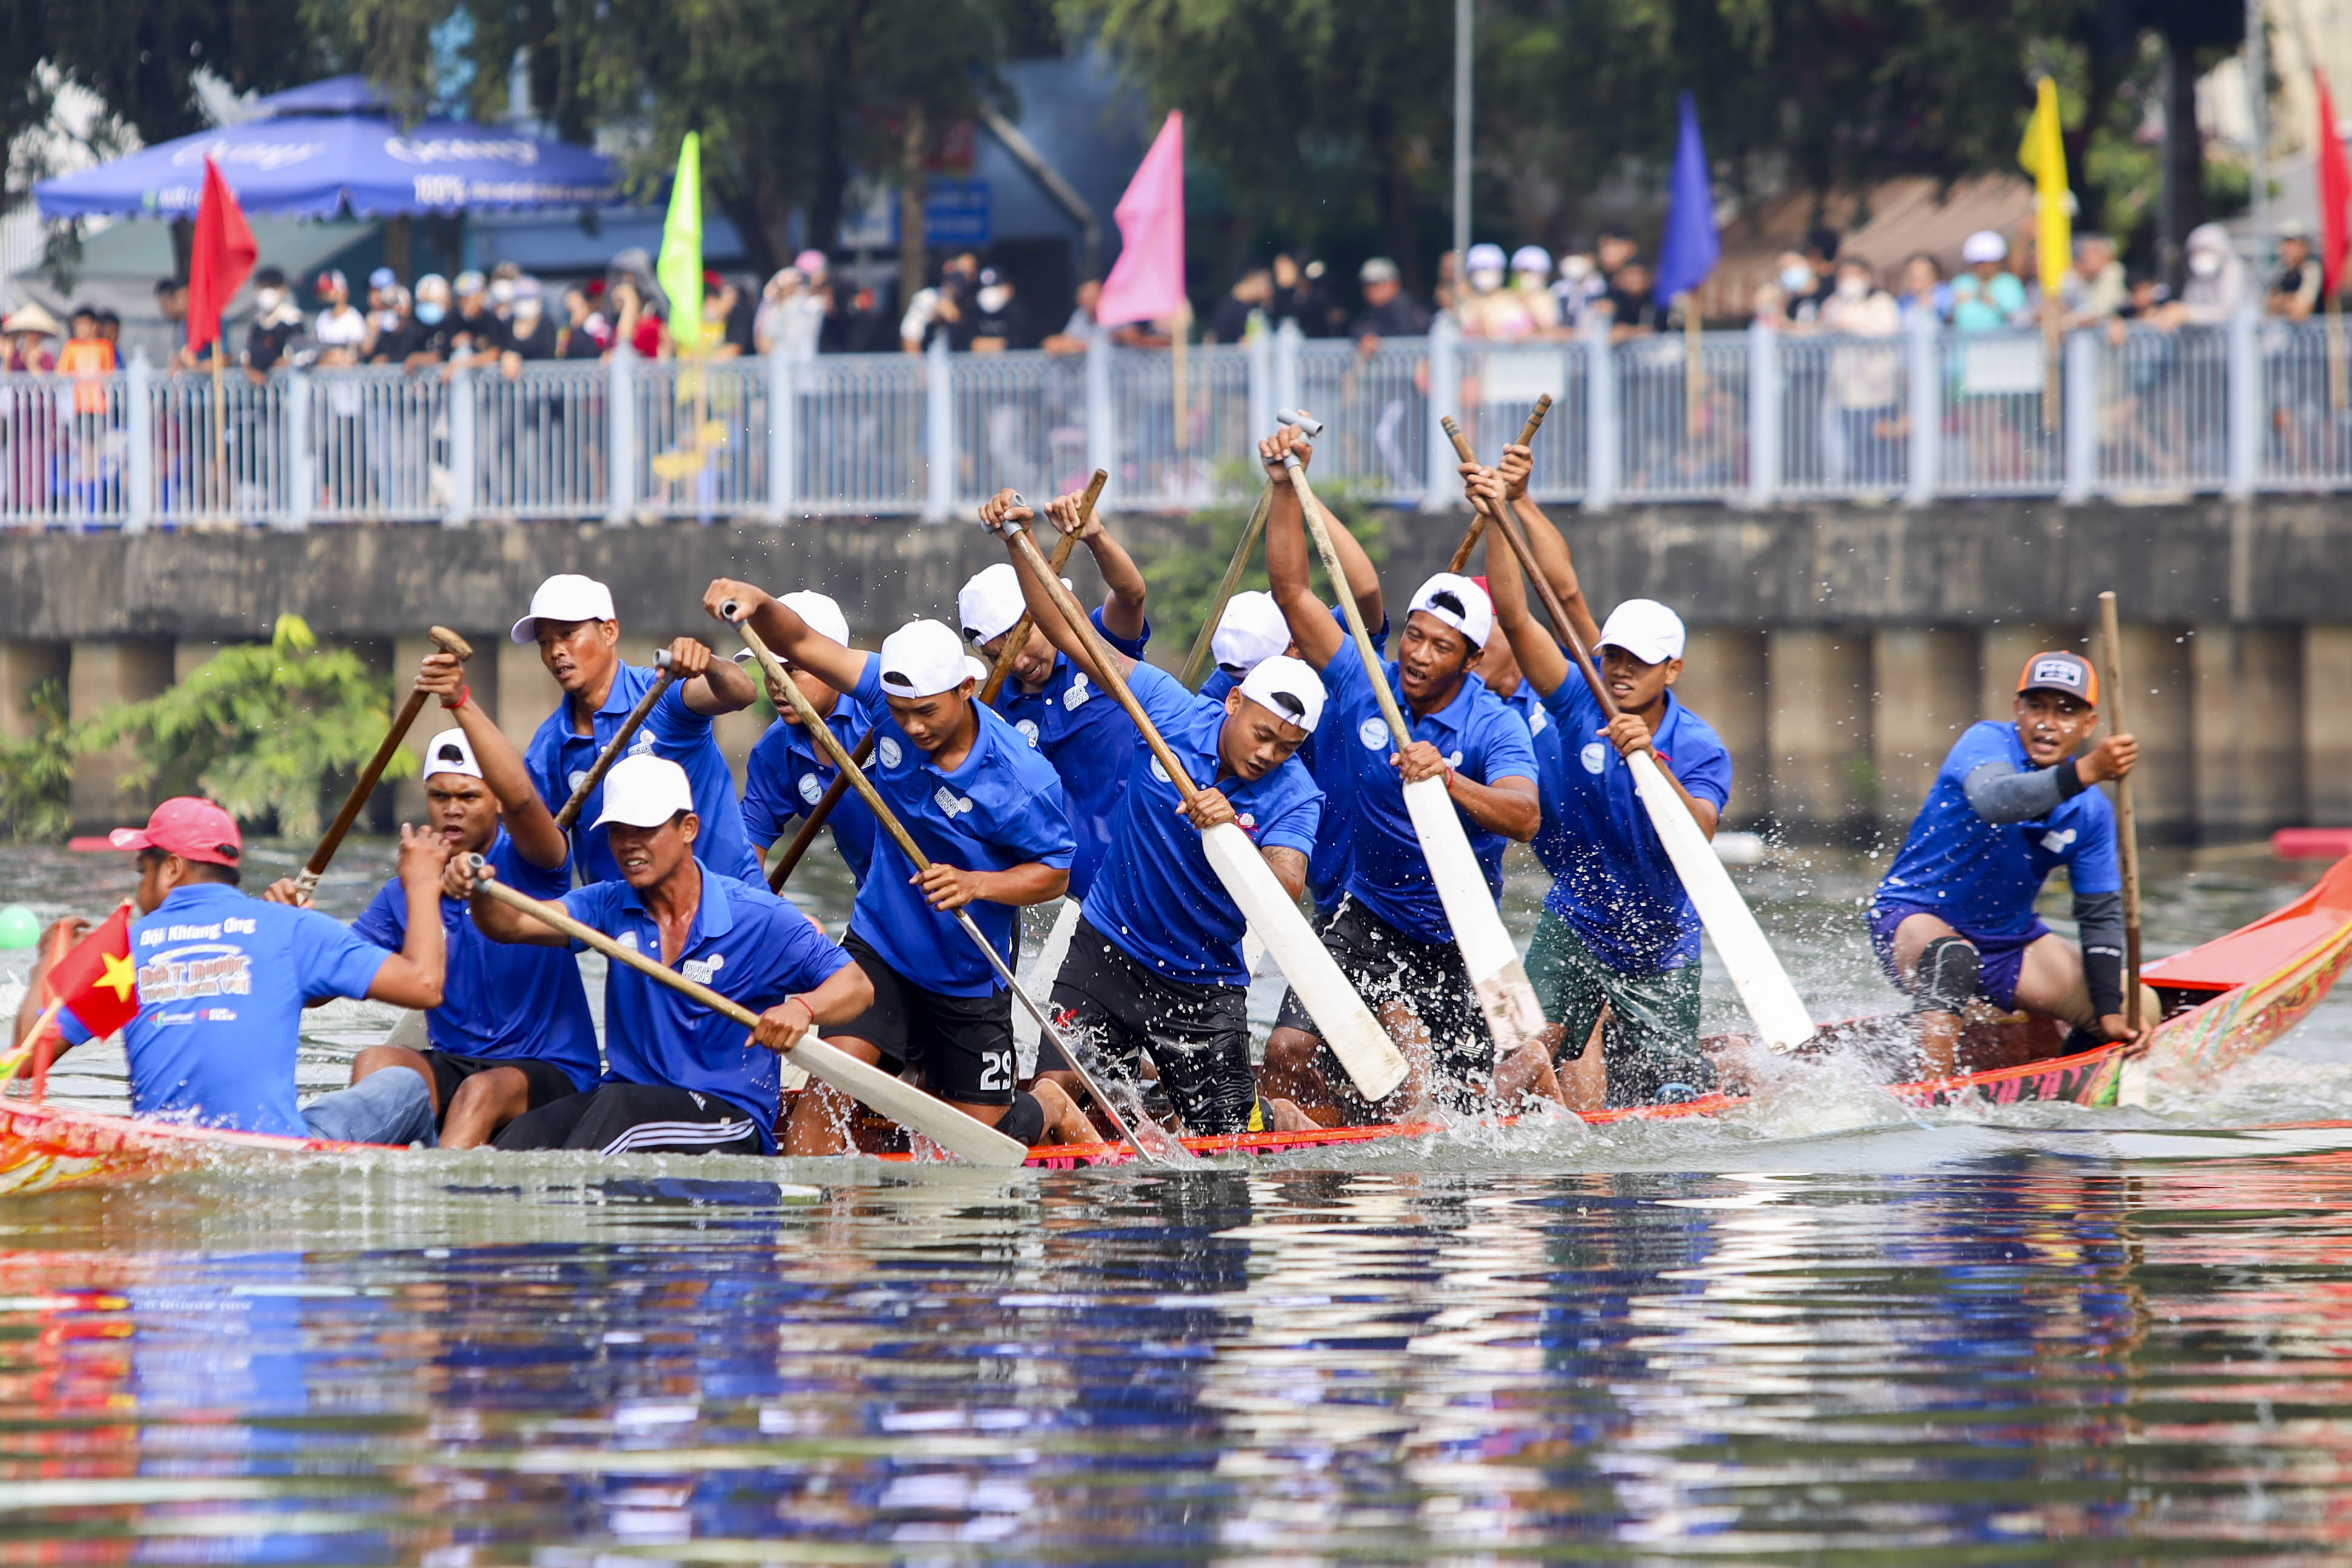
[[1910, 936, 1981, 1017], [996, 1089, 1047, 1148]]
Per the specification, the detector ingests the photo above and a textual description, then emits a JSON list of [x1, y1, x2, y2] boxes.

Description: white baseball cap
[[591, 753, 695, 829], [732, 589, 850, 664], [1407, 571, 1493, 649], [1239, 654, 1327, 734], [1212, 591, 1291, 675], [958, 564, 1028, 646], [1510, 244, 1553, 276], [1960, 230, 2008, 264], [1596, 598, 1686, 665], [511, 573, 617, 643], [878, 619, 974, 699], [1466, 243, 1507, 274], [419, 728, 483, 782], [965, 654, 991, 686]]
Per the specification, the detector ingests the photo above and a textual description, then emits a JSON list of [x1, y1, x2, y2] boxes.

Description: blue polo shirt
[[352, 828, 600, 1091], [989, 608, 1148, 900], [1874, 720, 2119, 942], [560, 864, 851, 1152], [1533, 680, 1734, 973], [57, 883, 389, 1137], [847, 654, 1076, 997], [523, 662, 760, 888], [740, 691, 879, 885], [1081, 663, 1323, 986], [1320, 657, 1538, 943]]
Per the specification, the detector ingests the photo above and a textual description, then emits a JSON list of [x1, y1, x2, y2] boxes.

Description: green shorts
[[1524, 910, 1710, 1107]]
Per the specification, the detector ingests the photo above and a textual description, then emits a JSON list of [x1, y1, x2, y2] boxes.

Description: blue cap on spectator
[[369, 267, 397, 290]]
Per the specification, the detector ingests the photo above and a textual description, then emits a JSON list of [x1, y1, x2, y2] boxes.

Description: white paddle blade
[[791, 1036, 1029, 1167], [383, 1010, 429, 1051], [1012, 897, 1084, 1072], [1199, 823, 1409, 1101], [1623, 749, 1815, 1051], [1399, 775, 1550, 1056]]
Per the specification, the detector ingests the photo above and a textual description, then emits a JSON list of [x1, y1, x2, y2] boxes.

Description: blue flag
[[1653, 93, 1718, 306]]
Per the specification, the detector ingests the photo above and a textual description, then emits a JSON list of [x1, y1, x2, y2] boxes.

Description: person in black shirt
[[555, 284, 611, 360], [500, 278, 560, 370], [451, 271, 506, 367], [968, 268, 1032, 352], [1604, 261, 1661, 338], [1207, 266, 1271, 344], [1350, 257, 1427, 347], [1271, 253, 1340, 337], [243, 267, 306, 376]]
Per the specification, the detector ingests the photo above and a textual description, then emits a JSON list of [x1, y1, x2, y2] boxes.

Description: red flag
[[186, 158, 256, 356], [42, 905, 139, 1042], [2320, 70, 2351, 299]]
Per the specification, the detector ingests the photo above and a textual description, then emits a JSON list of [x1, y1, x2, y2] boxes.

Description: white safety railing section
[[5, 306, 2351, 531]]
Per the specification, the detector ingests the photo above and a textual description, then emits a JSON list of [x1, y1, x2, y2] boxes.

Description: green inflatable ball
[[0, 905, 39, 950]]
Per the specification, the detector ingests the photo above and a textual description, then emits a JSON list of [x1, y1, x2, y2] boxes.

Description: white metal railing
[[4, 307, 2350, 531]]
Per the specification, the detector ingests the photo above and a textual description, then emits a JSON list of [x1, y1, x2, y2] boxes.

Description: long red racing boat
[[7, 855, 2352, 1191]]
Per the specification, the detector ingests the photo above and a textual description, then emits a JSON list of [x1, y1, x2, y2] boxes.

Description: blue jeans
[[301, 1065, 437, 1147]]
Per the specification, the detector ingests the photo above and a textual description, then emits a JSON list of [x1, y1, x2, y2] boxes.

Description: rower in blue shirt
[[957, 500, 1150, 901], [704, 582, 1087, 1155], [1471, 458, 1733, 1107], [735, 588, 880, 886], [982, 487, 1327, 1137], [457, 754, 874, 1156], [281, 648, 597, 1147], [512, 572, 763, 887], [1870, 649, 2154, 1075], [14, 798, 449, 1145], [1254, 424, 1543, 1118]]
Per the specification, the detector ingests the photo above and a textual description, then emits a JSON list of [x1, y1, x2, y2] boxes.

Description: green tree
[[76, 615, 412, 838], [0, 675, 73, 844]]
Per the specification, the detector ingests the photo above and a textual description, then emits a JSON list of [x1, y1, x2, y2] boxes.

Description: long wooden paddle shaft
[[980, 469, 1106, 705], [1273, 441, 1416, 750], [555, 649, 675, 833], [768, 730, 876, 891], [723, 608, 1172, 1164], [1444, 396, 1553, 573], [1176, 482, 1275, 689], [467, 870, 1025, 1167], [298, 626, 473, 897], [2099, 591, 2144, 1034]]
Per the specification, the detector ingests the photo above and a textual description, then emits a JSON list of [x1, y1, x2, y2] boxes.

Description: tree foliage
[[0, 676, 73, 844]]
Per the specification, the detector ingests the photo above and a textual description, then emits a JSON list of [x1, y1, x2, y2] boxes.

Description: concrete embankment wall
[[5, 495, 2347, 841]]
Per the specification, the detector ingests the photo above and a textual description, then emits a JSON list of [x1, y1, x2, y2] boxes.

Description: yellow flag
[[2017, 76, 2071, 297]]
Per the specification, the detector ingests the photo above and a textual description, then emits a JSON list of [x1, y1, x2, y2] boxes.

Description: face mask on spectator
[[2189, 250, 2222, 279], [1780, 264, 1814, 293], [1836, 276, 1867, 301], [514, 298, 543, 327], [1561, 255, 1593, 283], [977, 284, 1011, 313], [1469, 267, 1504, 294], [417, 301, 446, 325], [256, 287, 285, 313]]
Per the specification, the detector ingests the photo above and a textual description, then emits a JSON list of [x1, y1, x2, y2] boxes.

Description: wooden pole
[[979, 469, 1105, 704], [296, 626, 473, 899], [1681, 293, 1704, 446], [1176, 483, 1273, 691], [767, 731, 874, 891], [2328, 289, 2346, 415], [1172, 301, 1191, 498], [554, 649, 674, 833], [1443, 395, 1554, 573], [210, 340, 227, 515], [2040, 297, 2061, 435], [2098, 590, 2144, 1036]]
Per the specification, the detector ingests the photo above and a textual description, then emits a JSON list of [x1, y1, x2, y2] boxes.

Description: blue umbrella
[[35, 75, 616, 221]]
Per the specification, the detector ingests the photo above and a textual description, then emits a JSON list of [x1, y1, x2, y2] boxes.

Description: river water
[[5, 837, 2352, 1564]]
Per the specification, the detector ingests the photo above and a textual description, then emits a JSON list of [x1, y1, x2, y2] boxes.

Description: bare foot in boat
[[1264, 1097, 1318, 1133], [1031, 1080, 1097, 1145]]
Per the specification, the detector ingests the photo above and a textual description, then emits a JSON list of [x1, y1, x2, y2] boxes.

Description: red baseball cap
[[109, 797, 242, 867]]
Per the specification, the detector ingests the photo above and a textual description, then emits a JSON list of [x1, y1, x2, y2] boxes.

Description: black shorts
[[1273, 894, 1492, 1091], [421, 1050, 580, 1121], [491, 1082, 766, 1156], [834, 932, 1017, 1106], [1040, 917, 1258, 1136]]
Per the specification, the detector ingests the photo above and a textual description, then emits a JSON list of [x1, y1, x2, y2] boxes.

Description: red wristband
[[440, 685, 470, 711], [790, 996, 816, 1032]]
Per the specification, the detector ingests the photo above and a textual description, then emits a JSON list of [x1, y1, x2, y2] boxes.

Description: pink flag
[[1095, 113, 1186, 326]]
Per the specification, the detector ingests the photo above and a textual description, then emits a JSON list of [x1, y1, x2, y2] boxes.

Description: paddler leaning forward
[[1869, 649, 2159, 1073], [449, 753, 874, 1156]]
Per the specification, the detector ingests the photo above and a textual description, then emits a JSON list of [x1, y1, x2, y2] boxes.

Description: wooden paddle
[[993, 501, 1409, 1102], [767, 731, 874, 891], [2098, 591, 2143, 1036], [1444, 395, 1553, 574], [466, 867, 1026, 1167], [979, 468, 1107, 705], [1175, 483, 1276, 690], [721, 603, 1189, 1165], [554, 648, 675, 834], [1446, 415, 1815, 1053], [296, 626, 472, 900], [1270, 410, 1552, 1068]]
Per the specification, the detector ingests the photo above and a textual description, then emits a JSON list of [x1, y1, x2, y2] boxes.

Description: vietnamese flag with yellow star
[[44, 905, 139, 1040]]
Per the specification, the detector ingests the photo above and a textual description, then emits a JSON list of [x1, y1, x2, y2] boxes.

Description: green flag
[[657, 132, 705, 355]]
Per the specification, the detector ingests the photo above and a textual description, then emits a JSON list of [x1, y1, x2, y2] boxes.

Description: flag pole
[[210, 338, 227, 515], [1681, 291, 1703, 444], [1172, 300, 1191, 500], [2329, 287, 2346, 414]]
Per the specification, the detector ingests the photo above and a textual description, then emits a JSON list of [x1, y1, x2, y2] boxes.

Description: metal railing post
[[1904, 309, 1940, 505], [1085, 326, 1114, 490], [1272, 318, 1302, 429], [924, 332, 954, 522], [2062, 327, 2099, 504], [284, 371, 312, 529], [2226, 302, 2260, 498], [767, 345, 795, 523], [1247, 324, 1273, 452], [606, 346, 635, 524], [445, 369, 475, 528], [124, 354, 152, 532], [1584, 315, 1617, 511], [1425, 314, 1460, 509], [1746, 322, 1779, 507]]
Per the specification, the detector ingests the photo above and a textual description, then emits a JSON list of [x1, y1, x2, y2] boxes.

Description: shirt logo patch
[[1149, 756, 1171, 785], [1236, 811, 1257, 831], [136, 945, 253, 1004], [1358, 717, 1390, 751], [627, 732, 654, 757], [1065, 672, 1091, 709], [1016, 719, 1040, 745], [798, 772, 825, 805], [1447, 749, 1464, 768], [681, 953, 725, 985], [617, 931, 640, 952], [2040, 826, 2077, 853], [568, 769, 590, 792], [1581, 741, 1609, 775], [935, 786, 976, 817], [877, 737, 903, 769]]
